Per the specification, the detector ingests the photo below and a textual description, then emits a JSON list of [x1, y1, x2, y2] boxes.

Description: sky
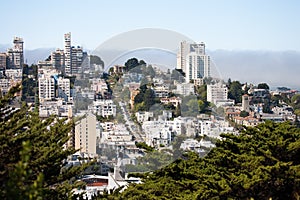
[[1, 0, 300, 51]]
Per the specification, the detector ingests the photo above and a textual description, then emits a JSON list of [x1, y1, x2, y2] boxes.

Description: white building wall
[[207, 84, 228, 104], [38, 77, 55, 101], [75, 113, 97, 155]]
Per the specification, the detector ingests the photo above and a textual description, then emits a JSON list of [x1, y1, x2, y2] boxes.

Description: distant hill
[[24, 48, 55, 64]]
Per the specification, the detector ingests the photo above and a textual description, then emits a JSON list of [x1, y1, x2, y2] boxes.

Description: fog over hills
[[1, 45, 299, 89], [209, 50, 300, 89]]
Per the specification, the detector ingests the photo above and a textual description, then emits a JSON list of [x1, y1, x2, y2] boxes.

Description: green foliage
[[228, 80, 243, 103], [105, 121, 300, 199], [134, 86, 156, 111], [125, 58, 140, 71], [291, 94, 300, 110], [135, 142, 154, 153], [257, 83, 270, 90], [90, 55, 104, 66], [240, 110, 249, 117], [0, 86, 88, 199]]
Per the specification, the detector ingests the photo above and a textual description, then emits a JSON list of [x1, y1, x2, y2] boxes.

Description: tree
[[0, 85, 88, 199], [291, 94, 300, 110], [228, 81, 243, 103], [90, 55, 104, 66], [146, 65, 155, 78], [240, 110, 249, 117], [125, 58, 140, 71], [257, 83, 270, 90], [102, 121, 300, 199]]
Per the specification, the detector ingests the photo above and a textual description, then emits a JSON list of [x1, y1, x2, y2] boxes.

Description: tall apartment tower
[[185, 52, 210, 83], [13, 37, 24, 68], [177, 41, 210, 82], [176, 41, 189, 72], [75, 113, 97, 155], [51, 49, 65, 72], [64, 32, 72, 75], [6, 37, 24, 69], [71, 46, 83, 74]]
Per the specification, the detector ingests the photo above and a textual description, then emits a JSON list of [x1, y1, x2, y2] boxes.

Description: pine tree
[[0, 85, 88, 199], [102, 121, 300, 199]]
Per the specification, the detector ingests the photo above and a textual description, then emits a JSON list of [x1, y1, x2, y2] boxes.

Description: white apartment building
[[89, 100, 117, 118], [135, 111, 153, 123], [207, 83, 228, 105], [75, 113, 97, 155], [57, 77, 70, 101], [39, 99, 73, 118], [6, 37, 24, 69], [177, 41, 210, 80], [71, 46, 84, 74], [64, 32, 72, 75], [185, 52, 210, 83], [39, 76, 55, 101], [174, 83, 194, 96]]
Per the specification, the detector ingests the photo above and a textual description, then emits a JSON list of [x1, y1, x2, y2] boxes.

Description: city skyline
[[1, 0, 300, 51]]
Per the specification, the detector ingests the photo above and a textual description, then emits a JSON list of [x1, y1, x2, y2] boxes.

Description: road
[[118, 101, 145, 142]]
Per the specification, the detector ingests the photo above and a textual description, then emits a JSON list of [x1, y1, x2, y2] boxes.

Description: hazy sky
[[1, 0, 300, 51]]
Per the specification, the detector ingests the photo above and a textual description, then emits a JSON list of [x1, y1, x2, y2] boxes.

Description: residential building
[[57, 77, 71, 101], [7, 37, 24, 69], [176, 41, 190, 72], [185, 52, 210, 83], [38, 76, 55, 101], [51, 49, 65, 72], [207, 83, 228, 105], [64, 32, 72, 75], [89, 100, 117, 118], [39, 99, 73, 118], [71, 46, 84, 74], [0, 53, 7, 70], [174, 83, 194, 96], [177, 41, 210, 82], [75, 113, 97, 155], [135, 111, 154, 123], [160, 96, 181, 107]]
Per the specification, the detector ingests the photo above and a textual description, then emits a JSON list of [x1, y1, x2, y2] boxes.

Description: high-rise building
[[51, 49, 65, 72], [6, 37, 24, 69], [185, 52, 210, 83], [64, 32, 72, 75], [177, 41, 210, 82], [0, 53, 7, 70], [57, 77, 70, 101], [71, 46, 83, 74], [75, 113, 97, 155], [38, 76, 55, 101], [176, 41, 189, 72]]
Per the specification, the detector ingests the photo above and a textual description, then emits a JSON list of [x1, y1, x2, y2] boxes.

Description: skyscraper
[[64, 32, 72, 75], [71, 46, 83, 74], [51, 49, 65, 72], [176, 41, 210, 83], [185, 52, 210, 83], [6, 37, 24, 69]]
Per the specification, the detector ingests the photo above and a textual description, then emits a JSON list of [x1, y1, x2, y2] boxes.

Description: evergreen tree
[[101, 121, 300, 199], [0, 85, 88, 199]]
